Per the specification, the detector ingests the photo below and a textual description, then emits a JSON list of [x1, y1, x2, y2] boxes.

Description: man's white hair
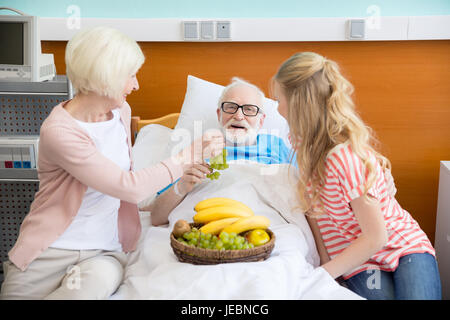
[[218, 77, 265, 113], [65, 26, 145, 102]]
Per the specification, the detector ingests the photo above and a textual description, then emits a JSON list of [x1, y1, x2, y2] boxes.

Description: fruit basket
[[170, 224, 276, 265]]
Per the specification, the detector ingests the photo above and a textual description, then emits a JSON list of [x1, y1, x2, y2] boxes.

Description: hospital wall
[[41, 39, 450, 243], [4, 0, 450, 18], [4, 0, 449, 243]]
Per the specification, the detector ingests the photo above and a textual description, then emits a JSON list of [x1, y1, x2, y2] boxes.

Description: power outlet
[[216, 21, 231, 40], [347, 19, 366, 40], [200, 21, 214, 40], [183, 21, 199, 40]]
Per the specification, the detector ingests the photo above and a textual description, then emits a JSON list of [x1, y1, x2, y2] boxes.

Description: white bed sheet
[[111, 162, 363, 300]]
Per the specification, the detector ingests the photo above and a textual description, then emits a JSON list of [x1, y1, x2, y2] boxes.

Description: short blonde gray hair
[[65, 26, 145, 101]]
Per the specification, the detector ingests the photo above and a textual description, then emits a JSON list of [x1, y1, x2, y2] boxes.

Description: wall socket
[[183, 21, 199, 40], [200, 21, 214, 40], [183, 20, 231, 41], [216, 21, 231, 40], [347, 19, 366, 40]]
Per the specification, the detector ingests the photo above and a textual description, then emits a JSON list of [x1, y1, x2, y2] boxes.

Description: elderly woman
[[0, 26, 223, 300]]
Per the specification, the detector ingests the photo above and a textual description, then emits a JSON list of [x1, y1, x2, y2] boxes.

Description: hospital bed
[[110, 75, 363, 300]]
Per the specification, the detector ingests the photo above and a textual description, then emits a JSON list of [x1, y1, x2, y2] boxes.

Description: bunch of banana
[[193, 197, 270, 236]]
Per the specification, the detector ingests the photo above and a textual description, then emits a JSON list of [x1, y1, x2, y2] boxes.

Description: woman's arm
[[40, 125, 222, 204], [321, 195, 388, 279], [306, 215, 330, 265]]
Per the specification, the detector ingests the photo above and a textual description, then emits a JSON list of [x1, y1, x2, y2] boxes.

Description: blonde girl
[[272, 52, 441, 300]]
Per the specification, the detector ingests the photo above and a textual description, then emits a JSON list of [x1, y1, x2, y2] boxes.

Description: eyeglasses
[[221, 102, 261, 117]]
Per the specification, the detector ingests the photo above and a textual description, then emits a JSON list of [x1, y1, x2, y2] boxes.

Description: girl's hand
[[176, 163, 212, 195]]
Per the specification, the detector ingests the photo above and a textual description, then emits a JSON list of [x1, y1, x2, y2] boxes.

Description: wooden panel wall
[[42, 40, 450, 243]]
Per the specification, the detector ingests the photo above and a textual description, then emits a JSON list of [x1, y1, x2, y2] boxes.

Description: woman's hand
[[176, 163, 212, 196], [176, 130, 225, 169]]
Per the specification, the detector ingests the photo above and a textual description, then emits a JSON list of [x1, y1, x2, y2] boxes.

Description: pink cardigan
[[9, 101, 183, 271]]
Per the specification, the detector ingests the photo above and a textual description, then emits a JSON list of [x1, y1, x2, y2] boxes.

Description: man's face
[[216, 85, 265, 146]]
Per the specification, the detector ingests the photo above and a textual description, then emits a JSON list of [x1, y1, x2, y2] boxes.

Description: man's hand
[[177, 163, 212, 195]]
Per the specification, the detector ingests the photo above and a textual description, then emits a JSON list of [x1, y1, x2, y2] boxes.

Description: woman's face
[[117, 73, 140, 105], [272, 80, 288, 120]]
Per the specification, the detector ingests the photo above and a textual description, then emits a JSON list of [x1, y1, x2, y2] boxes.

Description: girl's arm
[[306, 215, 330, 265], [321, 195, 388, 279]]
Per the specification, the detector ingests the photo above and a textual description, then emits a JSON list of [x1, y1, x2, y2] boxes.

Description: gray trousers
[[0, 247, 127, 300]]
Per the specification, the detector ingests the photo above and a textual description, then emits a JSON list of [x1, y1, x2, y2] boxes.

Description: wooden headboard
[[41, 40, 450, 243], [131, 113, 179, 144]]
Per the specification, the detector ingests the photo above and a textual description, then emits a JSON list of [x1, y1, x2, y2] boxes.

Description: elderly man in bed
[[145, 77, 293, 225]]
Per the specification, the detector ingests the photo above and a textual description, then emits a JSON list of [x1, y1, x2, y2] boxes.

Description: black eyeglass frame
[[220, 101, 261, 117]]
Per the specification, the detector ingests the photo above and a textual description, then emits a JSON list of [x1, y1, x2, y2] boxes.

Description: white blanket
[[112, 162, 363, 300]]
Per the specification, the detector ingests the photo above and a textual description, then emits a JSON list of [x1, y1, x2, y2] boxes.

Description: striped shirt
[[312, 141, 435, 279]]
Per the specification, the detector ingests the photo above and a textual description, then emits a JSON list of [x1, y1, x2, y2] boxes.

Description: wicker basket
[[170, 224, 275, 265]]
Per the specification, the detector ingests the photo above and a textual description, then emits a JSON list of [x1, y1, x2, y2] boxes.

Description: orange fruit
[[246, 229, 270, 246]]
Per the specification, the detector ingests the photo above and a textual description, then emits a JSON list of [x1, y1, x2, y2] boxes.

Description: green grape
[[187, 231, 252, 250], [215, 240, 224, 250], [183, 232, 191, 240], [219, 232, 229, 240], [222, 149, 227, 164], [207, 148, 229, 180]]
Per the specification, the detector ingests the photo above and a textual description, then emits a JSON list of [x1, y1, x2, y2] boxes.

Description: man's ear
[[216, 108, 221, 122], [259, 113, 266, 128]]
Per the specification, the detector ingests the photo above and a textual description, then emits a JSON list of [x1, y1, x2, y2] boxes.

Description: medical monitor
[[0, 13, 55, 82]]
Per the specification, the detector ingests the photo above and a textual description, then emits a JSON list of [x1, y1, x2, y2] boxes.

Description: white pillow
[[166, 75, 291, 155], [132, 124, 173, 169], [132, 124, 173, 209]]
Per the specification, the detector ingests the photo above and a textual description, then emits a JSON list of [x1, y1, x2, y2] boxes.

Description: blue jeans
[[343, 253, 442, 300]]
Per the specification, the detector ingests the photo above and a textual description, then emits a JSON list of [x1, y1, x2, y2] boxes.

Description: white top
[[50, 109, 130, 251]]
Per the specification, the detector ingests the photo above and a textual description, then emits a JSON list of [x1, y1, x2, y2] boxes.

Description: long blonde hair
[[273, 52, 390, 216]]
